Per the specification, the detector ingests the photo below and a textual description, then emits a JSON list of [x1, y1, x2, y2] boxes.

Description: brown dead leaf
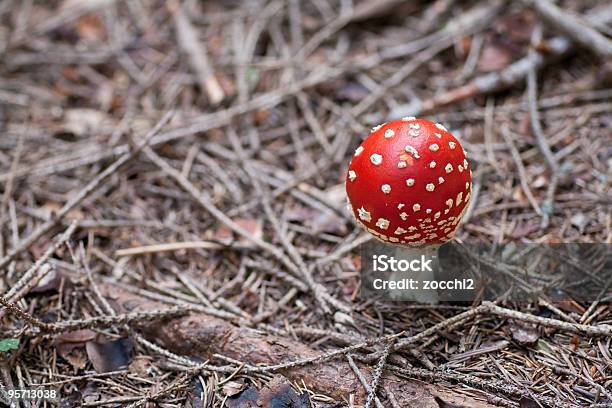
[[30, 267, 65, 293], [519, 396, 539, 408], [509, 220, 541, 238], [226, 387, 259, 408], [222, 380, 247, 397], [508, 322, 540, 345], [75, 14, 107, 42], [128, 356, 153, 377], [498, 10, 535, 43], [477, 41, 513, 72], [252, 109, 270, 125], [226, 376, 310, 408], [336, 81, 370, 102], [56, 330, 97, 344], [85, 335, 133, 373], [54, 330, 96, 370]]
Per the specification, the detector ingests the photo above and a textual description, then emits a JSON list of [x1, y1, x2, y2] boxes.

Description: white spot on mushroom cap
[[405, 145, 420, 158], [394, 227, 407, 235], [449, 142, 456, 149], [381, 184, 391, 194], [355, 146, 364, 156], [434, 211, 441, 220], [408, 130, 420, 137], [429, 143, 439, 152], [429, 161, 436, 168], [398, 203, 405, 209], [376, 218, 390, 230], [438, 177, 445, 184], [402, 116, 416, 121], [445, 163, 453, 173], [348, 170, 357, 181], [384, 129, 395, 138], [435, 123, 447, 131], [370, 154, 383, 165], [397, 161, 407, 168], [406, 178, 415, 187], [426, 209, 432, 214], [413, 203, 421, 212], [458, 164, 464, 172], [446, 198, 453, 208], [434, 132, 442, 139], [465, 182, 470, 190], [426, 183, 435, 192], [456, 192, 463, 206], [399, 212, 408, 220], [371, 124, 383, 132], [408, 226, 417, 232], [358, 207, 371, 222], [409, 123, 420, 129]]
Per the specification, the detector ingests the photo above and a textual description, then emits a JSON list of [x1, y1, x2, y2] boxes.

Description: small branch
[[3, 222, 77, 302], [346, 354, 384, 408], [7, 306, 194, 337], [171, 0, 224, 105], [526, 24, 559, 228], [500, 126, 543, 217], [114, 240, 255, 257], [365, 339, 395, 408], [483, 302, 612, 337], [0, 295, 51, 331]]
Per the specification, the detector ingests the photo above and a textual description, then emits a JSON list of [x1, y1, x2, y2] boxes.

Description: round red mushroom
[[345, 117, 472, 246]]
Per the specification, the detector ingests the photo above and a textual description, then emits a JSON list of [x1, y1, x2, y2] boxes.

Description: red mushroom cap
[[346, 118, 472, 246]]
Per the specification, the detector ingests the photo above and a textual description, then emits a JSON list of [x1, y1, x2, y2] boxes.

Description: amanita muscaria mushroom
[[346, 117, 472, 246]]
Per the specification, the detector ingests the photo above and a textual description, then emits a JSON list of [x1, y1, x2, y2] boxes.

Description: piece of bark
[[100, 284, 498, 407]]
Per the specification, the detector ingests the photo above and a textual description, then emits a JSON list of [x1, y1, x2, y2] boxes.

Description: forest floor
[[0, 0, 611, 407]]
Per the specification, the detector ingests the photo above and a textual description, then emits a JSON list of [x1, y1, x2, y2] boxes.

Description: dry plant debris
[[0, 0, 610, 407]]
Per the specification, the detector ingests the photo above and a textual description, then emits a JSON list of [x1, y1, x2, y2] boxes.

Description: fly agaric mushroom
[[346, 117, 471, 246], [346, 118, 472, 301]]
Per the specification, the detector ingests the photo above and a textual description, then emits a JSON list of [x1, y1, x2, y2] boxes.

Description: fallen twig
[[171, 0, 224, 105], [114, 240, 255, 257], [533, 0, 612, 58]]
